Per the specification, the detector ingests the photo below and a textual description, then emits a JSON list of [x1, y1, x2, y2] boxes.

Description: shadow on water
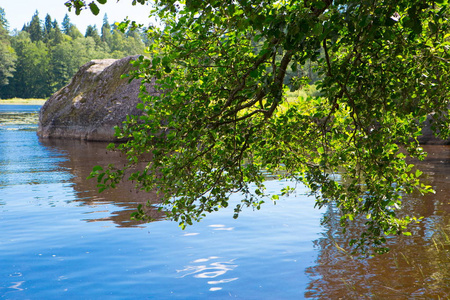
[[38, 138, 165, 227], [305, 145, 450, 299]]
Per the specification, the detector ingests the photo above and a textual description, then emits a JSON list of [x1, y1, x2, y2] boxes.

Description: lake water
[[0, 105, 449, 299]]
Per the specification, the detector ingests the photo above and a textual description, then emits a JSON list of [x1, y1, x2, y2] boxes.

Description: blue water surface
[[0, 106, 322, 299], [0, 105, 42, 113]]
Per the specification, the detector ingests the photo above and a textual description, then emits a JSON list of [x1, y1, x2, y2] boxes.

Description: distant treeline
[[0, 8, 148, 99]]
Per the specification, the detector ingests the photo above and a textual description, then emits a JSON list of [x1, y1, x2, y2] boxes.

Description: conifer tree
[[85, 25, 101, 45], [101, 13, 112, 45], [0, 7, 8, 30], [44, 14, 52, 41], [28, 11, 42, 42], [50, 20, 64, 45], [62, 14, 71, 35]]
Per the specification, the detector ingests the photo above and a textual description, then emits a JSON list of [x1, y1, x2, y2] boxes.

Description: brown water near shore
[[38, 138, 164, 227], [306, 145, 450, 298]]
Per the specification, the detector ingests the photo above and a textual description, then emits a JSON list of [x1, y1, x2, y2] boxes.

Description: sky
[[1, 0, 154, 33]]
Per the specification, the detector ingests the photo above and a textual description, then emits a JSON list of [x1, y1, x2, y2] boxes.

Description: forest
[[0, 7, 147, 99]]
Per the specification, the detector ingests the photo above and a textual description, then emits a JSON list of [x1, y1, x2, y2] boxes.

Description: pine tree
[[101, 13, 112, 45], [0, 7, 8, 31], [49, 20, 64, 45], [67, 25, 83, 39], [44, 14, 52, 39], [28, 11, 42, 42], [85, 25, 101, 46], [62, 14, 71, 35]]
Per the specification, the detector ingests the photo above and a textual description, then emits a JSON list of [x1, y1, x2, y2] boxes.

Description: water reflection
[[39, 139, 164, 227], [0, 107, 163, 226], [0, 112, 39, 125], [0, 105, 42, 124], [306, 145, 450, 298], [4, 106, 450, 297]]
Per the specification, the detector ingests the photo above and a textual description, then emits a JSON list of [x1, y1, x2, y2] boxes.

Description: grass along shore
[[0, 98, 47, 105]]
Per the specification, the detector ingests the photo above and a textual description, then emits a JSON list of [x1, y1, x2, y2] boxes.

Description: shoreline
[[0, 99, 47, 105]]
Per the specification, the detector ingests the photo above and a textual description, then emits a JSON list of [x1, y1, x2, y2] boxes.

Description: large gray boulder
[[37, 55, 157, 141]]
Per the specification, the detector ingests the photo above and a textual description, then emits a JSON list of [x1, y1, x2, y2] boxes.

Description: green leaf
[[92, 165, 103, 172], [415, 169, 423, 177], [312, 23, 322, 36], [311, 1, 326, 9], [89, 3, 100, 15], [428, 22, 438, 34]]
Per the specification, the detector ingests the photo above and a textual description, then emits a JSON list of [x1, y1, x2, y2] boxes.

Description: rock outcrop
[[38, 55, 157, 141]]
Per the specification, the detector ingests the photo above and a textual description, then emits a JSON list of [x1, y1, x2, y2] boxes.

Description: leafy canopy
[[68, 0, 450, 254]]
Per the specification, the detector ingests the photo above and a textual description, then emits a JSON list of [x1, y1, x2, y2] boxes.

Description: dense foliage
[[0, 9, 147, 99], [70, 0, 449, 254]]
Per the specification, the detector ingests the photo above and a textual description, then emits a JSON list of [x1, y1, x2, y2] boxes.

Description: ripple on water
[[177, 256, 239, 292]]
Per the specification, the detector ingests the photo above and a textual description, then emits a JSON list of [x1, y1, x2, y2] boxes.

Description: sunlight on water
[[177, 256, 238, 292]]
